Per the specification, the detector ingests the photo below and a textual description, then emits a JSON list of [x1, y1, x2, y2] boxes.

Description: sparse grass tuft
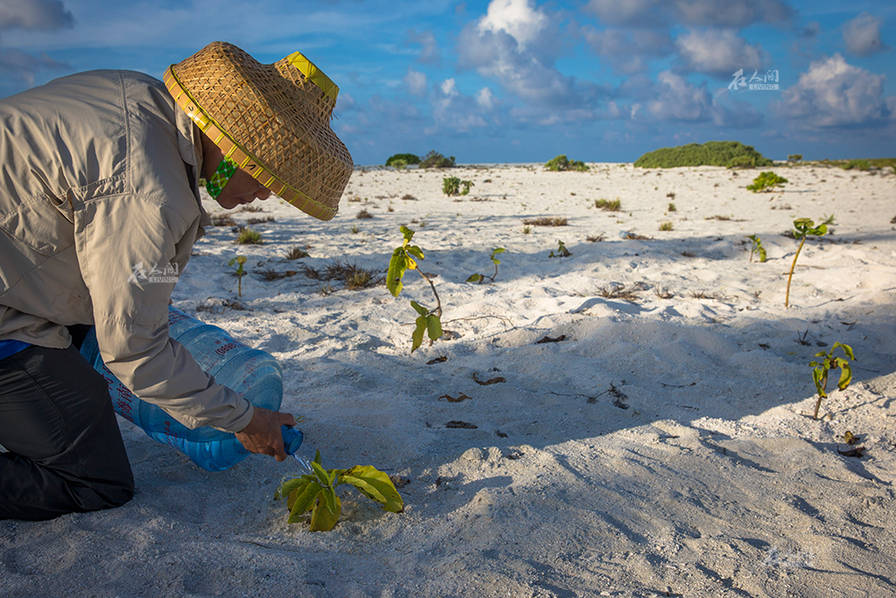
[[594, 198, 621, 211], [357, 209, 373, 219], [236, 227, 263, 244], [524, 217, 568, 226], [658, 221, 674, 231], [238, 205, 264, 213], [667, 203, 677, 212], [285, 246, 310, 260], [586, 233, 606, 242], [247, 216, 275, 225]]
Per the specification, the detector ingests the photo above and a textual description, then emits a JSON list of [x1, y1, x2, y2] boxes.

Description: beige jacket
[[0, 70, 253, 433]]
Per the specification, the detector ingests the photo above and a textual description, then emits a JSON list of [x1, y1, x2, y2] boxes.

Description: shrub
[[545, 155, 589, 172], [747, 171, 788, 192], [659, 221, 673, 231], [842, 159, 871, 171], [787, 154, 802, 162], [442, 177, 473, 196], [385, 153, 420, 167], [634, 141, 773, 168], [419, 150, 455, 169]]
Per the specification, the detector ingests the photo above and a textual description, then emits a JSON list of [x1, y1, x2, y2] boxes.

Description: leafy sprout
[[275, 451, 403, 531], [748, 234, 767, 263], [809, 342, 856, 420], [467, 247, 505, 283], [387, 226, 443, 352], [228, 255, 247, 297], [785, 215, 833, 308]]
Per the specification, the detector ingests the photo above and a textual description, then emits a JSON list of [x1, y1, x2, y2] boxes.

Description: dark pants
[[0, 335, 134, 520]]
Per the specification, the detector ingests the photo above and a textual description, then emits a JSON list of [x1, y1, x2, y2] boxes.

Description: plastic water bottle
[[79, 306, 302, 471]]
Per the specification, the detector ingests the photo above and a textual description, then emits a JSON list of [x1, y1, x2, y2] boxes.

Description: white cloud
[[476, 87, 495, 109], [676, 29, 765, 77], [478, 0, 547, 50], [440, 78, 457, 96], [843, 13, 888, 56], [644, 71, 712, 121], [777, 54, 893, 127], [404, 69, 427, 96], [0, 0, 73, 30]]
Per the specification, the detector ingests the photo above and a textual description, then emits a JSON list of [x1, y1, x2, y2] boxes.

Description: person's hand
[[235, 406, 296, 461]]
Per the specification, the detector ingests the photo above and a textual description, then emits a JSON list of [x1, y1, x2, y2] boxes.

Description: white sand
[[2, 163, 895, 597]]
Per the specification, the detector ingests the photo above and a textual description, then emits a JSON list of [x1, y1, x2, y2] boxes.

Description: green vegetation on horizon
[[634, 141, 773, 168]]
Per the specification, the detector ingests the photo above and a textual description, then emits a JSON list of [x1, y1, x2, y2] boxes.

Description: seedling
[[228, 255, 247, 297], [748, 234, 767, 262], [658, 221, 673, 231], [747, 171, 788, 192], [467, 248, 505, 283], [387, 226, 443, 352], [809, 342, 856, 420], [549, 240, 571, 258], [785, 216, 833, 308], [275, 450, 403, 532]]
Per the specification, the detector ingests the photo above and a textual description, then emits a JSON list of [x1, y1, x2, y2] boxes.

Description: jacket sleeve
[[74, 193, 254, 433]]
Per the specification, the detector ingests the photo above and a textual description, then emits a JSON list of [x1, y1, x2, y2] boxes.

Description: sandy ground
[[2, 163, 895, 597]]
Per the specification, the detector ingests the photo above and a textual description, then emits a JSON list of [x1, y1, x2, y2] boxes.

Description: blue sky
[[1, 0, 894, 165]]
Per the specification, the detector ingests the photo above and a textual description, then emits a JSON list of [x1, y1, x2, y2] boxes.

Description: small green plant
[[747, 171, 788, 192], [387, 226, 443, 352], [785, 216, 833, 308], [545, 155, 589, 172], [442, 177, 473, 196], [236, 227, 263, 244], [809, 342, 856, 420], [667, 202, 677, 212], [228, 255, 247, 297], [275, 450, 403, 532], [747, 234, 767, 262], [549, 240, 571, 258], [658, 221, 673, 231], [523, 226, 531, 234], [594, 198, 621, 211], [467, 247, 505, 283]]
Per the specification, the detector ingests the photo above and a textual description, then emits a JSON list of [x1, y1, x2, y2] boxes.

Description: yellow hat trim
[[286, 51, 339, 101]]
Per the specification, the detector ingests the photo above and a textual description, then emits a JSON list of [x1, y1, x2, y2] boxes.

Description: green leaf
[[400, 225, 415, 243], [387, 248, 408, 297], [426, 315, 443, 341], [406, 245, 425, 260], [288, 481, 322, 523], [314, 449, 321, 465], [276, 476, 309, 501], [341, 465, 404, 513], [411, 316, 426, 352], [837, 362, 853, 391], [310, 494, 341, 531], [311, 461, 332, 489], [834, 342, 856, 361], [410, 300, 429, 316], [467, 273, 483, 283], [322, 485, 338, 516]]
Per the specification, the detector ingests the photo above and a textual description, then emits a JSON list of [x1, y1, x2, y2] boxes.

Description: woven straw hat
[[165, 41, 352, 220]]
